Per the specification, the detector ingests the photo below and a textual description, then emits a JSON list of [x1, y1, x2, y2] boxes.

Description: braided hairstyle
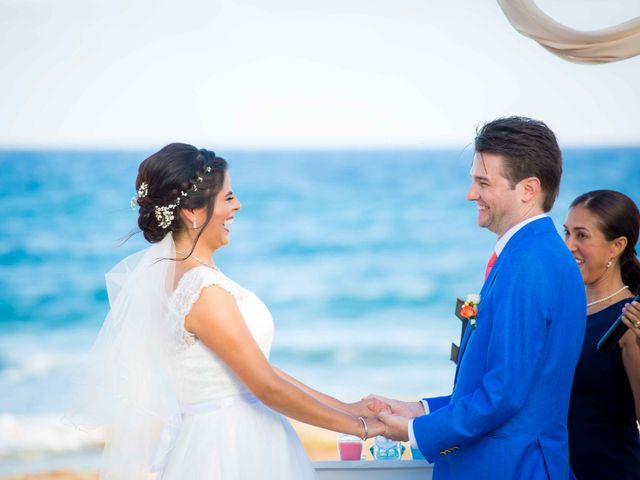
[[133, 143, 228, 244], [570, 189, 640, 293]]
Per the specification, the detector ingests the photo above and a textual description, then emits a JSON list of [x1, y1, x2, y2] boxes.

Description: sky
[[1, 0, 639, 148]]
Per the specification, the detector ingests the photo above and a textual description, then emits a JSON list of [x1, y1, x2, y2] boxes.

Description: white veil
[[67, 234, 182, 479]]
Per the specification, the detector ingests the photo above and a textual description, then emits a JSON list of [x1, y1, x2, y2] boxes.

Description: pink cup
[[337, 434, 363, 461]]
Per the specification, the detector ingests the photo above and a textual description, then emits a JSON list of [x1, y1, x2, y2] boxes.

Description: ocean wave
[[0, 353, 58, 383], [274, 324, 453, 351], [0, 413, 104, 458], [0, 331, 92, 384]]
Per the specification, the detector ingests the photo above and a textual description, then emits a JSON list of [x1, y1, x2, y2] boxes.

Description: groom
[[372, 117, 586, 479]]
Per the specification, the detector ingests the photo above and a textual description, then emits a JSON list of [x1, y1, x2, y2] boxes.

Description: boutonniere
[[460, 294, 480, 330]]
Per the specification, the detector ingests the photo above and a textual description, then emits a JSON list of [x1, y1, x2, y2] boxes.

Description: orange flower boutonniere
[[460, 294, 480, 330]]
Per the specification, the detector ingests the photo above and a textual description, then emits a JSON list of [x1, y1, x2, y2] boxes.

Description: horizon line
[[1, 141, 639, 152]]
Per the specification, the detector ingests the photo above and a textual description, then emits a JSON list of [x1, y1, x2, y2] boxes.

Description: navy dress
[[568, 299, 640, 480]]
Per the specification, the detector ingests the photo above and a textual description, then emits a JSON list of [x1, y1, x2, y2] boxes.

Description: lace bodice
[[167, 266, 274, 404]]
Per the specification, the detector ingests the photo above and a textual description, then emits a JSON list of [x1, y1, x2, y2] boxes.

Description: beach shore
[[0, 473, 96, 480], [0, 421, 412, 479]]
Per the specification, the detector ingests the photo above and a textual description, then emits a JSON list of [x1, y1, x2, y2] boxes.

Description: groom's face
[[467, 152, 521, 237]]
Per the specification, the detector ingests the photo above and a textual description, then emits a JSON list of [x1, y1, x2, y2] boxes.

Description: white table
[[313, 460, 433, 479]]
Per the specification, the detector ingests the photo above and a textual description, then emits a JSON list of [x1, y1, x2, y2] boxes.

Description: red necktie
[[484, 251, 497, 281]]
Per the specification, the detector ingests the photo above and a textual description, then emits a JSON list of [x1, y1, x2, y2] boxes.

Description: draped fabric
[[497, 0, 640, 64]]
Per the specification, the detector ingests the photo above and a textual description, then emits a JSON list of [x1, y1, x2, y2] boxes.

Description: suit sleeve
[[423, 395, 451, 413], [413, 253, 552, 461]]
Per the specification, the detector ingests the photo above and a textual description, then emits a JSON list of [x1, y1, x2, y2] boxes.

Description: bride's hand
[[362, 416, 386, 439]]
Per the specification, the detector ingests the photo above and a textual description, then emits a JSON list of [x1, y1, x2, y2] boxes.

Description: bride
[[72, 143, 384, 479]]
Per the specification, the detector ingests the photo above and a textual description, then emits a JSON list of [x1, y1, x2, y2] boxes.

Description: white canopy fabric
[[497, 0, 640, 64]]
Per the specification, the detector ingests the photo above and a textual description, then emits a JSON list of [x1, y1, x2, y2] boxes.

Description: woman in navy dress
[[564, 190, 640, 480]]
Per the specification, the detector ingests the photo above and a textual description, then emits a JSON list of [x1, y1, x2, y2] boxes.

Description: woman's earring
[[606, 259, 613, 268], [192, 219, 198, 229]]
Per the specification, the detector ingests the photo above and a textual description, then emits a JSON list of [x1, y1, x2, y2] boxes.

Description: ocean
[[1, 147, 639, 474]]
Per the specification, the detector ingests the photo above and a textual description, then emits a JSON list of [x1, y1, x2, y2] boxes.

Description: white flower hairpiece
[[135, 166, 213, 229], [130, 182, 149, 209], [138, 182, 149, 198], [155, 202, 180, 229]]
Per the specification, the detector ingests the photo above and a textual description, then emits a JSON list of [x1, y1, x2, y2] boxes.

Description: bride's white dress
[[159, 266, 316, 479]]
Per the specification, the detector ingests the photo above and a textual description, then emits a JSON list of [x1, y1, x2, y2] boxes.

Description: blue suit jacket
[[413, 217, 586, 479]]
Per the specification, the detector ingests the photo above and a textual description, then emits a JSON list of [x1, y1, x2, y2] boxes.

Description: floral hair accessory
[[460, 293, 480, 330], [130, 182, 149, 209], [138, 182, 149, 198], [155, 201, 181, 229], [134, 165, 212, 229]]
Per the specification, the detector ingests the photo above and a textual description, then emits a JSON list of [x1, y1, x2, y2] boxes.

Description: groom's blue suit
[[413, 217, 586, 479]]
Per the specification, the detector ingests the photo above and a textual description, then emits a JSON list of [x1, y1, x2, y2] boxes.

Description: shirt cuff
[[408, 401, 429, 450], [408, 418, 418, 449]]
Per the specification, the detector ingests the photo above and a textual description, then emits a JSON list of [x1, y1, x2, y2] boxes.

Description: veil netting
[[66, 233, 184, 479]]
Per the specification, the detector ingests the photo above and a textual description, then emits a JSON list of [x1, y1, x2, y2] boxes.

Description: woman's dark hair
[[475, 116, 562, 212], [571, 189, 640, 292], [133, 143, 228, 248]]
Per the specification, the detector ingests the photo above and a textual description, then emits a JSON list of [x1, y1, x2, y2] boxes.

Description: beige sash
[[497, 0, 640, 64]]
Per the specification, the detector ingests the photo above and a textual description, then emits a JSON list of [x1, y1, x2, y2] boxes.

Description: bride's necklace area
[[587, 285, 629, 308], [176, 251, 219, 271]]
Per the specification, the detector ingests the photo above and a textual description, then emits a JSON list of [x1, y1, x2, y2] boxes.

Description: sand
[[0, 473, 97, 480]]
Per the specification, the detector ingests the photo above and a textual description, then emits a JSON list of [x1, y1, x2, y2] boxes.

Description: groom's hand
[[377, 411, 409, 442], [344, 399, 391, 418], [364, 394, 424, 419]]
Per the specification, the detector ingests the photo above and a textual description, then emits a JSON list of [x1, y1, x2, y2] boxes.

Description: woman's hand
[[620, 300, 640, 421], [621, 300, 640, 339], [361, 416, 387, 439]]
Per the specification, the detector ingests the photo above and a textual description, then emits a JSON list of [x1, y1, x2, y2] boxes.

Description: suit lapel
[[452, 217, 557, 388], [453, 263, 499, 385]]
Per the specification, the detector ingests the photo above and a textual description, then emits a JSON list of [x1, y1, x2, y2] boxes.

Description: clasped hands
[[347, 395, 425, 442], [351, 300, 640, 441]]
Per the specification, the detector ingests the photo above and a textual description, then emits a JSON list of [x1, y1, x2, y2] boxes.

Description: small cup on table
[[337, 433, 363, 461]]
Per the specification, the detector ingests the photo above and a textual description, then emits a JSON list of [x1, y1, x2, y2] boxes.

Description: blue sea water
[[0, 147, 639, 472]]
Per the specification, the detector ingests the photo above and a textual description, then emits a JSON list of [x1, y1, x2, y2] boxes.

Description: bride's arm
[[185, 285, 384, 438], [272, 367, 375, 417]]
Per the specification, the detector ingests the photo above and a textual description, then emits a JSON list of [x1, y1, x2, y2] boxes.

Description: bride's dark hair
[[133, 143, 228, 246]]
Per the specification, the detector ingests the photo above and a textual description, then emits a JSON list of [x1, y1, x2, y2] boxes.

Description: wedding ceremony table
[[313, 460, 433, 479]]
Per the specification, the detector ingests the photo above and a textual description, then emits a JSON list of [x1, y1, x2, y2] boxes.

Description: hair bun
[[137, 205, 169, 243]]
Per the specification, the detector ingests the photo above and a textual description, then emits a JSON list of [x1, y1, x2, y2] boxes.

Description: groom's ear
[[519, 176, 541, 205]]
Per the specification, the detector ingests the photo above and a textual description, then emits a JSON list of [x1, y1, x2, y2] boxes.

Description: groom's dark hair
[[475, 116, 562, 212]]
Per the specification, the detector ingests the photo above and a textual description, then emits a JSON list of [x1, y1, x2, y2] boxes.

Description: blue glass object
[[410, 446, 426, 460], [369, 436, 406, 460]]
